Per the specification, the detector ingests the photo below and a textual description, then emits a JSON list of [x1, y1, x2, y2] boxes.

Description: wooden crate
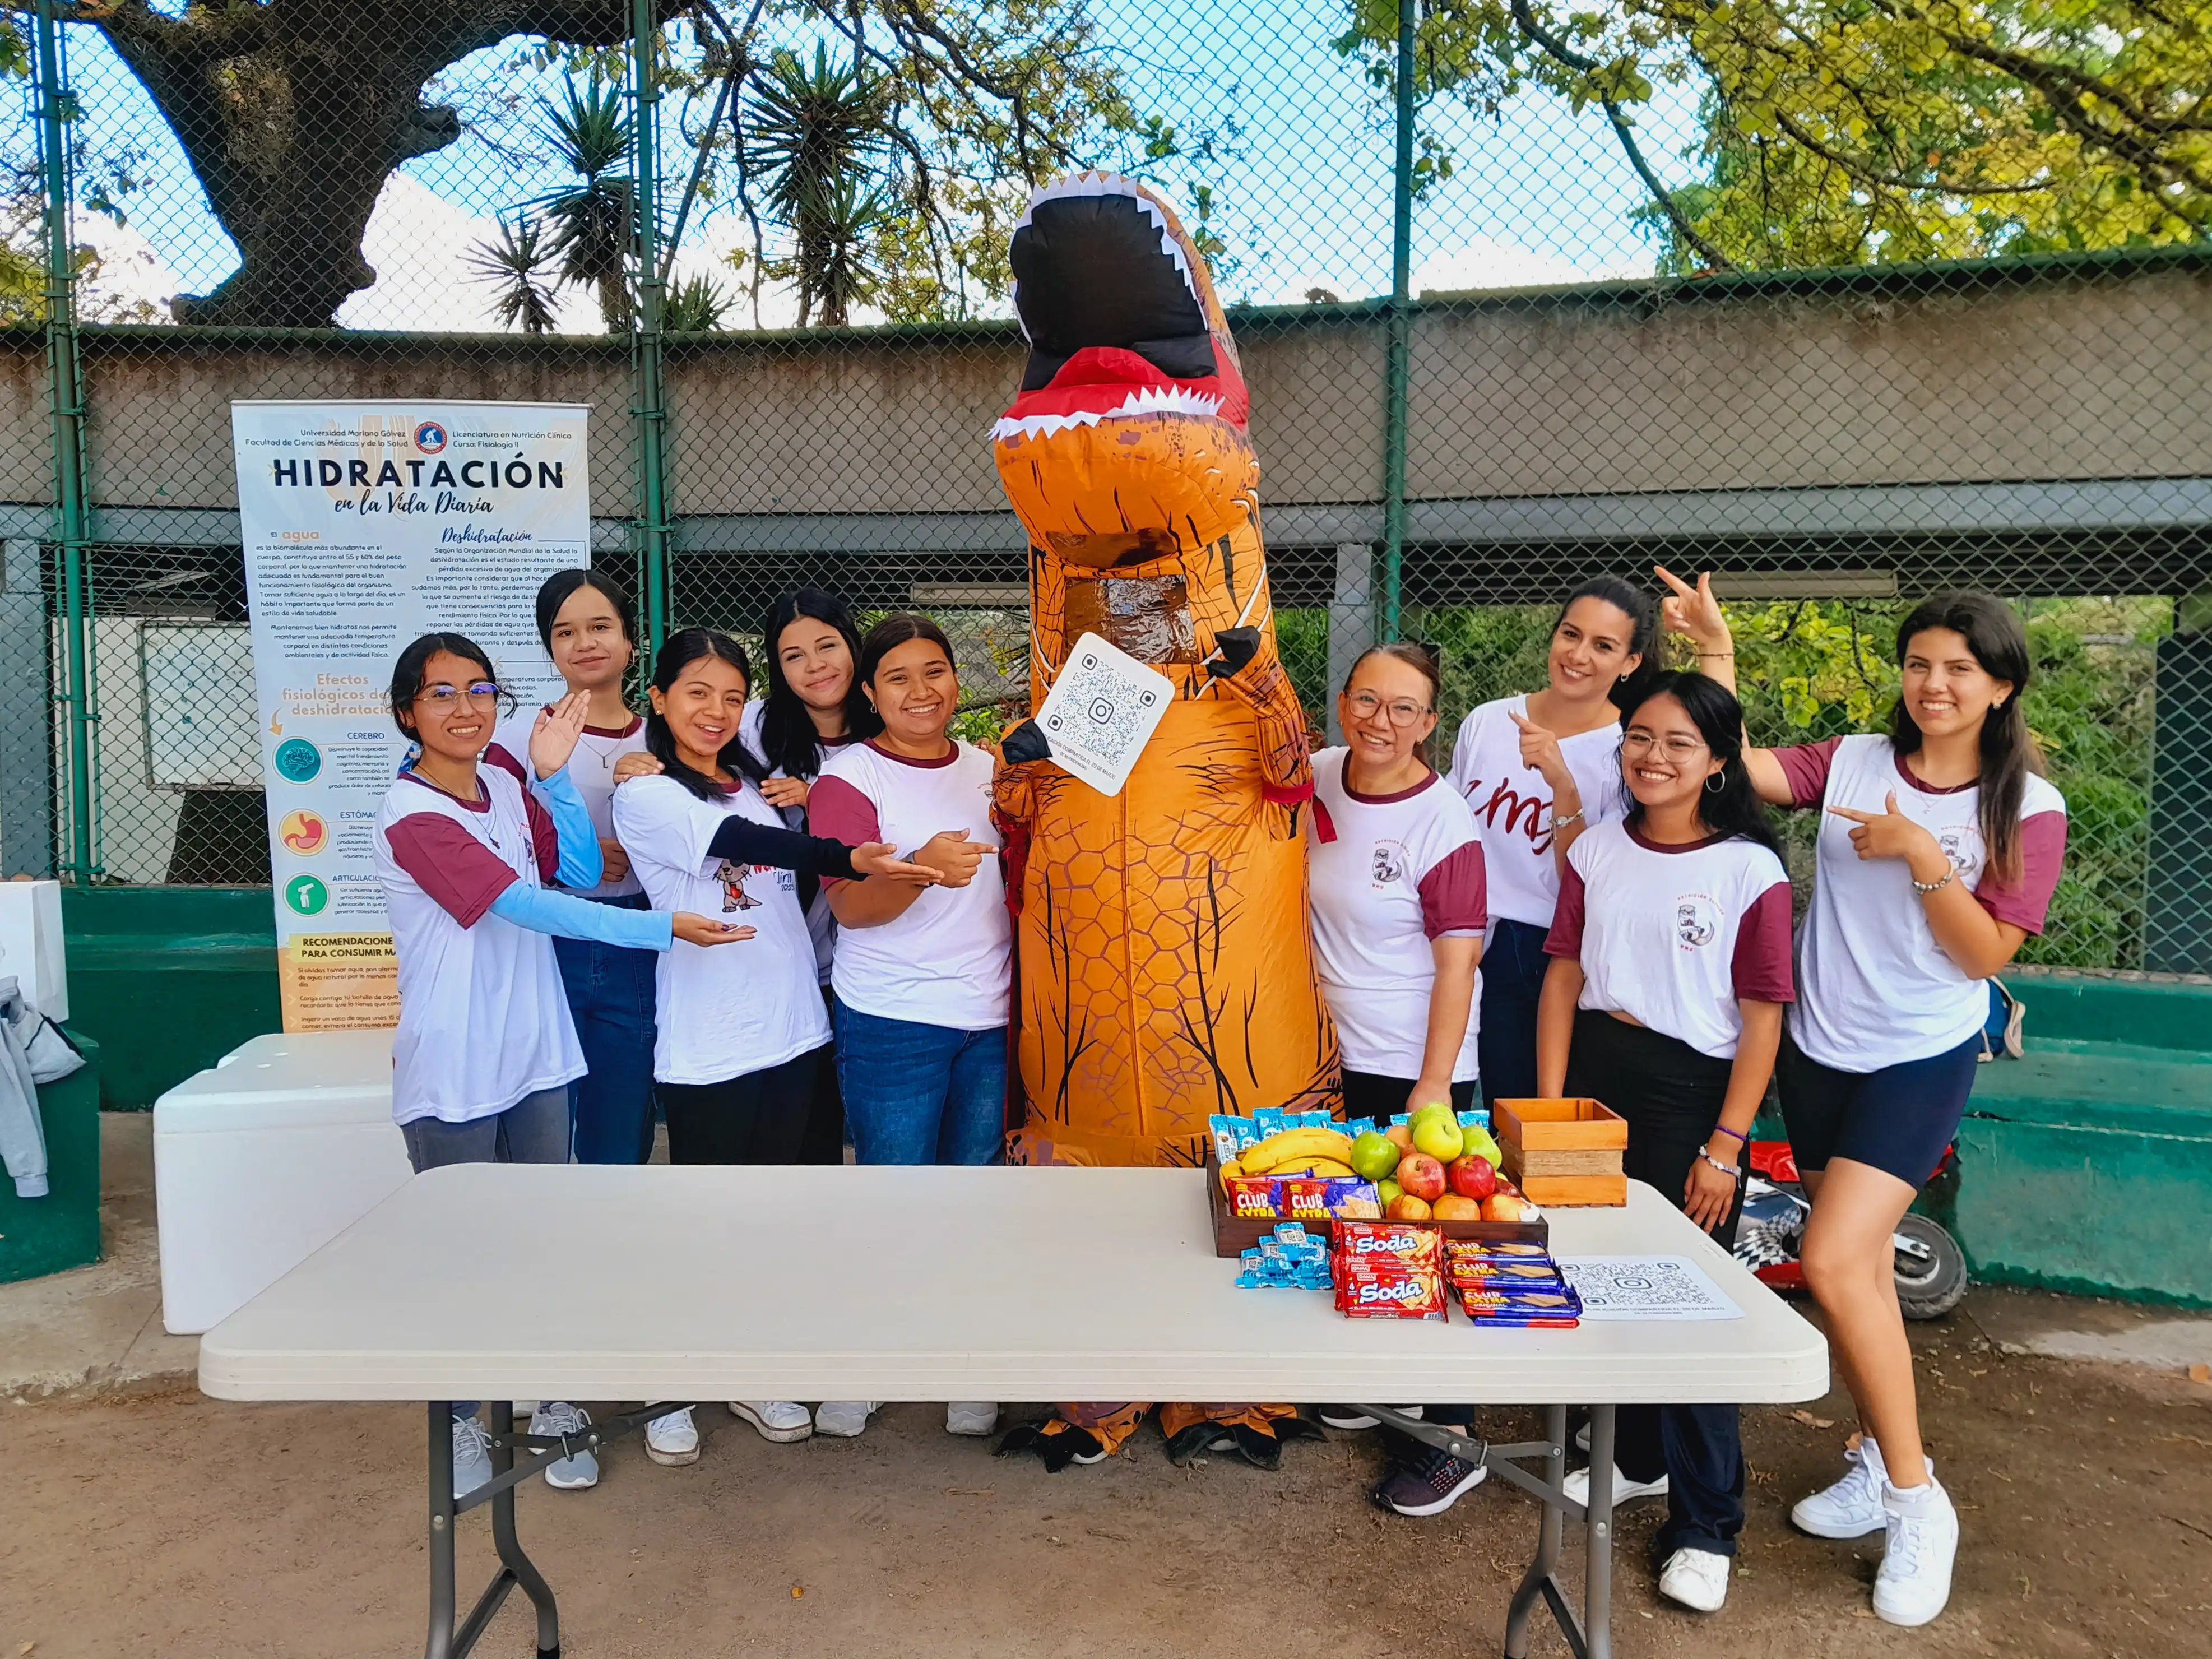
[[1203, 1151, 1548, 1257], [1493, 1097, 1628, 1207]]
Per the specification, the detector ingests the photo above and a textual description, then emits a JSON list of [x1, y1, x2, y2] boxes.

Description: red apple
[[1397, 1151, 1446, 1203], [1448, 1153, 1498, 1201]]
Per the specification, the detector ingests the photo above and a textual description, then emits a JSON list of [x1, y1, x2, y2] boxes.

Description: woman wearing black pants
[[1536, 671, 1793, 1615]]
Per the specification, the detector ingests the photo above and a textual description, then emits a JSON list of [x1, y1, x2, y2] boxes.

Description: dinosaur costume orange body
[[991, 175, 1340, 1174]]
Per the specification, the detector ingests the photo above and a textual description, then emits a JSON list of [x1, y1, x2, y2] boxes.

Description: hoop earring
[[1705, 771, 1726, 794]]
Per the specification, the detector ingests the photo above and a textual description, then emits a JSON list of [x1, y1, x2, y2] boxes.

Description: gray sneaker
[[451, 1414, 494, 1501], [530, 1401, 600, 1490]]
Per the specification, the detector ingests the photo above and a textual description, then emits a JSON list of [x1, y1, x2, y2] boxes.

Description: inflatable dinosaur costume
[[990, 173, 1339, 1173], [990, 174, 1334, 1470]]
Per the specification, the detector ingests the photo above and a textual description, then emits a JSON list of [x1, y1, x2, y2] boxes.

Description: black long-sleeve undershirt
[[704, 814, 857, 880]]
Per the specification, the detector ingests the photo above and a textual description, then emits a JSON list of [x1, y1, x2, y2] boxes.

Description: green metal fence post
[[34, 0, 94, 884], [1379, 0, 1415, 643], [630, 0, 670, 658]]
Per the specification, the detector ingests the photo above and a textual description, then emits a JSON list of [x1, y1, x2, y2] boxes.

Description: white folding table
[[201, 1165, 1827, 1659]]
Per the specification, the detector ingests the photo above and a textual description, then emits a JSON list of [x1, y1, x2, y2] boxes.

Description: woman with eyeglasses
[[1534, 670, 1794, 1616], [373, 632, 744, 1502], [1446, 577, 1674, 1110], [1307, 643, 1487, 1122]]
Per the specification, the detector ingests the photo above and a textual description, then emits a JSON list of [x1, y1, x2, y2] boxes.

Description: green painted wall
[[0, 1034, 101, 1282], [1956, 971, 2212, 1307], [62, 887, 280, 1110]]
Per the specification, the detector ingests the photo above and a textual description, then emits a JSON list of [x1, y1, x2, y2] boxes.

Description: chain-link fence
[[4, 0, 2208, 972]]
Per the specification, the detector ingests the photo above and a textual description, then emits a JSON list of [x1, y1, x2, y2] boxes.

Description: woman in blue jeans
[[495, 569, 659, 1165], [810, 614, 1009, 1439]]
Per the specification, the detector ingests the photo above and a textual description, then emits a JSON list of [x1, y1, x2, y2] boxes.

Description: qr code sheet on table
[[1556, 1255, 1745, 1322]]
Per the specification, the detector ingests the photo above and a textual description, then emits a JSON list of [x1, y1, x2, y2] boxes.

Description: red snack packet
[[1281, 1178, 1332, 1221], [1225, 1175, 1283, 1220], [1333, 1219, 1441, 1272], [1335, 1267, 1446, 1320]]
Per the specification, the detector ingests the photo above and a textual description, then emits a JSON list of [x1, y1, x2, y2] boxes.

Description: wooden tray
[[1494, 1097, 1628, 1207], [1203, 1150, 1548, 1258]]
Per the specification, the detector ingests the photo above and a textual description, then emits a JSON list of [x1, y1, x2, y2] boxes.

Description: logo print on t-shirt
[[714, 859, 763, 913], [1675, 893, 1721, 949], [1936, 824, 1983, 883], [1464, 776, 1552, 851], [1370, 840, 1408, 886]]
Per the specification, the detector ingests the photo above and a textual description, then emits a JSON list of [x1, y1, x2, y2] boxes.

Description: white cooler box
[[155, 1029, 410, 1334]]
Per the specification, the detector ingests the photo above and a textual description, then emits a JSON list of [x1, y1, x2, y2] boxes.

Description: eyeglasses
[[1346, 691, 1432, 727], [416, 681, 501, 711], [1621, 731, 1709, 759]]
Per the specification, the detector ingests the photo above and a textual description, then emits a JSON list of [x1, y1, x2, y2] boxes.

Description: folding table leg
[[426, 1402, 458, 1659], [1584, 1405, 1617, 1659], [484, 1400, 562, 1657], [1501, 1403, 1567, 1659]]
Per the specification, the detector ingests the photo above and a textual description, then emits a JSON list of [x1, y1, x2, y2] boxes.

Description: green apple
[[1459, 1123, 1503, 1167], [1350, 1130, 1402, 1181], [1411, 1111, 1465, 1162], [1376, 1178, 1403, 1207]]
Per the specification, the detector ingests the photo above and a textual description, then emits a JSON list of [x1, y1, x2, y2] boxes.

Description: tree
[[535, 76, 633, 331], [1337, 0, 2212, 272], [746, 45, 893, 327], [464, 215, 560, 334], [52, 0, 1149, 330]]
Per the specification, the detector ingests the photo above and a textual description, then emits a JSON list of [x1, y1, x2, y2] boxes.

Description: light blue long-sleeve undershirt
[[533, 764, 604, 889], [488, 882, 674, 949]]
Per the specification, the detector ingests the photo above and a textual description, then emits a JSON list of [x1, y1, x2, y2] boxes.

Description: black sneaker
[[1372, 1443, 1488, 1517], [1319, 1404, 1425, 1431]]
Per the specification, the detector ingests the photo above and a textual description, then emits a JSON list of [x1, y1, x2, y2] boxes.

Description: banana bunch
[[1240, 1126, 1355, 1175]]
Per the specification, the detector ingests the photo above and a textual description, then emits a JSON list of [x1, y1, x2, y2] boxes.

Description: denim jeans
[[551, 895, 660, 1165], [1477, 916, 1552, 1110], [400, 1085, 574, 1170], [832, 997, 1007, 1166]]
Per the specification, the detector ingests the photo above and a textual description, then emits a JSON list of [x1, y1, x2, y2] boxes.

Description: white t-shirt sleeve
[[610, 777, 720, 880]]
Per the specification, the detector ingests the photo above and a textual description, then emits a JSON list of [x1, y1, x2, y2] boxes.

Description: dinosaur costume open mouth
[[993, 173, 1250, 442]]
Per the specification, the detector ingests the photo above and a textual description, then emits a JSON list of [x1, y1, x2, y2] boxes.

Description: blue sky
[[45, 1, 1709, 326]]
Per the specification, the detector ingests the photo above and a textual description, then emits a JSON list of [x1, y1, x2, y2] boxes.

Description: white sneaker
[[1659, 1547, 1730, 1612], [730, 1401, 814, 1443], [1320, 1404, 1424, 1431], [450, 1415, 494, 1500], [813, 1400, 878, 1438], [529, 1401, 599, 1489], [645, 1407, 700, 1467], [1793, 1435, 1928, 1538], [945, 1401, 999, 1437], [1562, 1463, 1670, 1508], [1873, 1477, 1960, 1627]]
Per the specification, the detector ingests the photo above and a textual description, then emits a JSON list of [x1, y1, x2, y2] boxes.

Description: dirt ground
[[3, 1303, 2209, 1659]]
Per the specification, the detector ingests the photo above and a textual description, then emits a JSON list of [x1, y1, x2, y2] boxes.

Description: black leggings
[[1564, 1008, 1747, 1559], [799, 984, 847, 1165], [659, 1047, 824, 1166]]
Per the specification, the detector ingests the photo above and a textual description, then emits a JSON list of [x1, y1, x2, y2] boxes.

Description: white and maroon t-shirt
[[810, 740, 1010, 1031], [610, 772, 833, 1086], [740, 697, 850, 985], [1448, 695, 1625, 929], [1777, 732, 2067, 1072], [493, 706, 647, 900], [1306, 749, 1487, 1080], [373, 745, 585, 1125], [1546, 820, 1796, 1060]]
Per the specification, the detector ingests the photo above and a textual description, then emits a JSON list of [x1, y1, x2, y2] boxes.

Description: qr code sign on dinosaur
[[1037, 632, 1175, 798]]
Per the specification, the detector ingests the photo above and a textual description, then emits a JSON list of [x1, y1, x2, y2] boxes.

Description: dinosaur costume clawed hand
[[990, 173, 1339, 1471], [991, 173, 1341, 1170]]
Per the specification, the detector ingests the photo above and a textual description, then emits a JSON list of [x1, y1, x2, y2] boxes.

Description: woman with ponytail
[[1447, 576, 1667, 1109], [1671, 581, 2067, 1629]]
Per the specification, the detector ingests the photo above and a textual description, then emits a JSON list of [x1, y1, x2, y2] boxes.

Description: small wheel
[[1893, 1213, 1968, 1320]]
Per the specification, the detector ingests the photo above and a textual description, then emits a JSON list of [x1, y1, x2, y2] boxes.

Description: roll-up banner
[[232, 401, 590, 1031]]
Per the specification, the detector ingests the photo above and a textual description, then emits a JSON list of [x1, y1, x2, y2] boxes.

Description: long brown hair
[[1888, 593, 2041, 884]]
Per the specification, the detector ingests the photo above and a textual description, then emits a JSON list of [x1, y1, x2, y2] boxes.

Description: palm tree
[[464, 216, 561, 336], [746, 45, 895, 327], [662, 272, 733, 332], [536, 77, 634, 333]]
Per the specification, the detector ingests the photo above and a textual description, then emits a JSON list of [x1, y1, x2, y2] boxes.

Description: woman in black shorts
[[1675, 581, 2068, 1629]]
